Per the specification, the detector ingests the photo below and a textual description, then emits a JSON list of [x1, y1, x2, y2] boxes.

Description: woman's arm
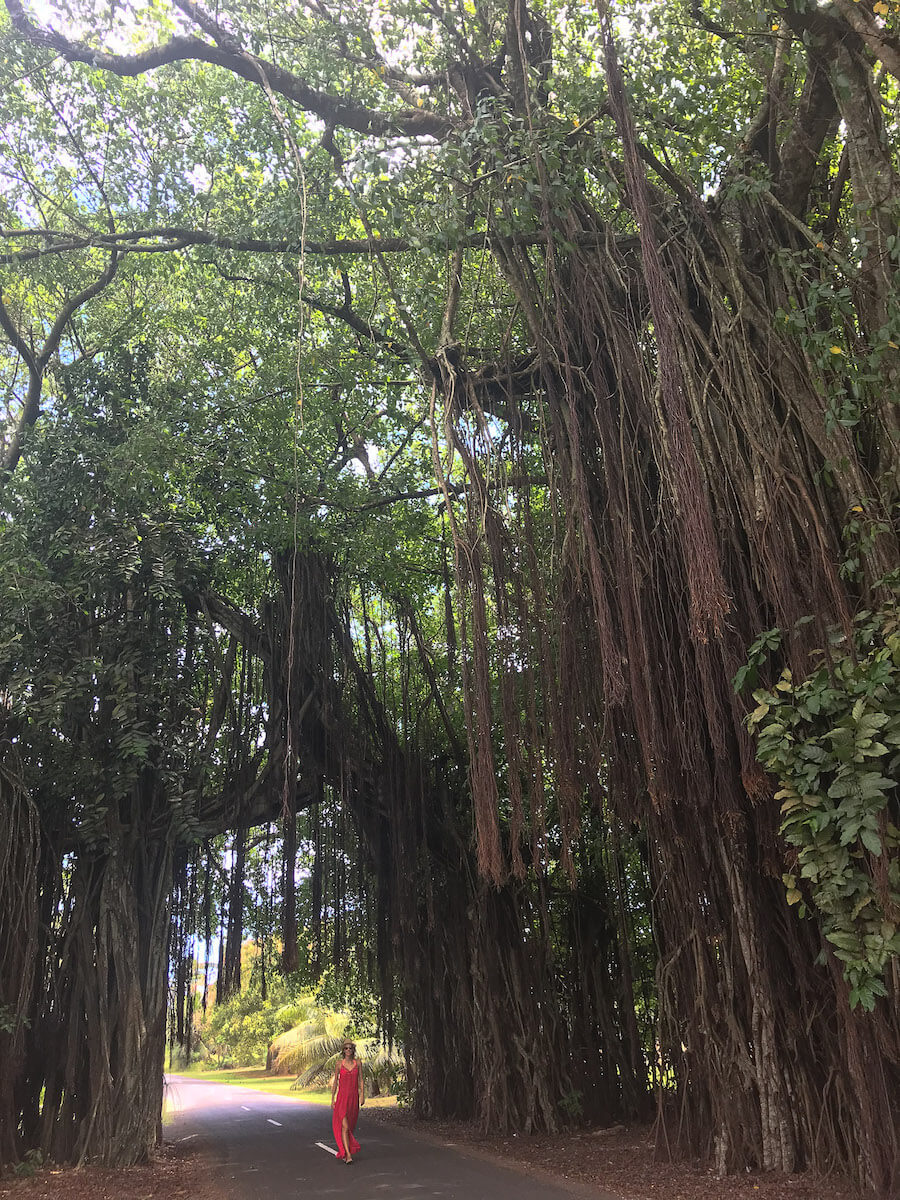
[[359, 1063, 365, 1107], [331, 1063, 339, 1107]]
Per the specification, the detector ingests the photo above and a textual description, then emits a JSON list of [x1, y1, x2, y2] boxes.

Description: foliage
[[0, 1005, 23, 1035], [195, 978, 319, 1067], [282, 1027, 404, 1095], [12, 1150, 44, 1179], [0, 352, 214, 843], [747, 597, 900, 1010], [193, 968, 404, 1095]]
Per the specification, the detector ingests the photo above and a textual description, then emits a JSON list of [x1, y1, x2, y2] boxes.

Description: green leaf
[[859, 828, 883, 856]]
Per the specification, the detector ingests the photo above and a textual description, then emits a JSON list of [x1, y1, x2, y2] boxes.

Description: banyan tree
[[0, 0, 898, 1195]]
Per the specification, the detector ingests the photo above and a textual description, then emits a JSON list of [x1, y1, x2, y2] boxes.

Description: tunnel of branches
[[1, 1, 899, 1197]]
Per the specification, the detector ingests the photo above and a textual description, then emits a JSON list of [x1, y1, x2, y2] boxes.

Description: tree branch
[[208, 259, 417, 362], [0, 224, 510, 264], [0, 289, 39, 378], [830, 0, 900, 83], [687, 1, 751, 51], [775, 50, 839, 217], [0, 290, 42, 478], [187, 588, 270, 662], [0, 251, 119, 476], [37, 252, 119, 370], [4, 0, 452, 139], [0, 223, 639, 266], [304, 290, 413, 359]]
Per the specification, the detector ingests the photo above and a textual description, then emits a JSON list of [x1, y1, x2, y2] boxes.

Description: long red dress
[[332, 1061, 361, 1160]]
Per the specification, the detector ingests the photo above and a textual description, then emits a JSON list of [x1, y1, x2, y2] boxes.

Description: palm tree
[[269, 1013, 404, 1095]]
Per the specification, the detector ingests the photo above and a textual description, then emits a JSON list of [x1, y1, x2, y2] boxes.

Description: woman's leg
[[342, 1116, 353, 1162], [333, 1103, 346, 1160]]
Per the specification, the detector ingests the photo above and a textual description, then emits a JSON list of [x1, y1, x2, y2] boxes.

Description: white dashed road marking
[[241, 1105, 251, 1110], [266, 1119, 283, 1126], [315, 1141, 339, 1156]]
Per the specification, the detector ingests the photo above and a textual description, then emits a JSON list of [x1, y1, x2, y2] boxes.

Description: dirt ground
[[367, 1108, 858, 1200], [0, 1143, 217, 1200], [0, 1115, 858, 1200]]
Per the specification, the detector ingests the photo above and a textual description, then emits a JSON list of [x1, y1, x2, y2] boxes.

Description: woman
[[330, 1038, 364, 1163]]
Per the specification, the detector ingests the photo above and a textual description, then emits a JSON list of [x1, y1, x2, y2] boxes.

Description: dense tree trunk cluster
[[1, 764, 172, 1164]]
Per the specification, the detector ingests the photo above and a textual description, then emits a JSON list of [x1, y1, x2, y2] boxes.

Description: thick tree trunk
[[0, 757, 40, 1165], [8, 781, 173, 1167], [219, 827, 246, 1001]]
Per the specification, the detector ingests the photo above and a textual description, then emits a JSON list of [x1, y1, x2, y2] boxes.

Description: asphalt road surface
[[164, 1075, 621, 1200]]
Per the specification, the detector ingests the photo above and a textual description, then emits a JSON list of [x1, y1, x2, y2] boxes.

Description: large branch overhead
[[0, 224, 635, 265], [190, 589, 269, 661], [0, 226, 443, 264], [4, 0, 452, 139]]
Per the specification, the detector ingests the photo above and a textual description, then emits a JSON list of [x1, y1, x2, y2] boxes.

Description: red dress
[[332, 1062, 361, 1159]]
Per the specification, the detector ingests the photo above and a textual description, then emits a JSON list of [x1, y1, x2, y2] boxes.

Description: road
[[164, 1075, 621, 1200]]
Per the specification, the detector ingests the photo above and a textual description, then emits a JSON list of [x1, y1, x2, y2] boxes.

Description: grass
[[169, 1064, 397, 1109]]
